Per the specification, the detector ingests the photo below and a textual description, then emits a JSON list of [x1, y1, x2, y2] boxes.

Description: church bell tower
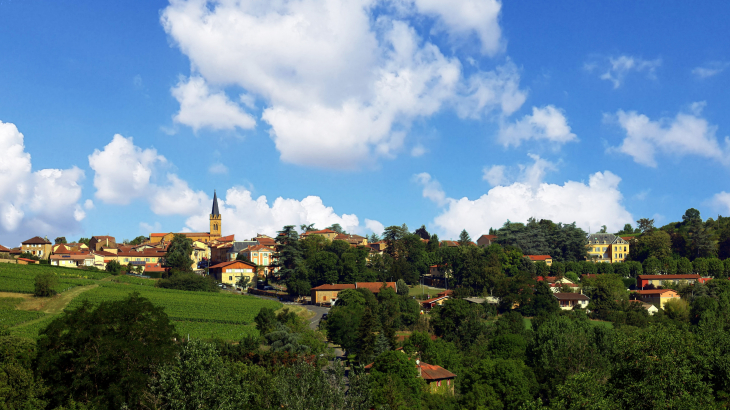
[[210, 190, 222, 238]]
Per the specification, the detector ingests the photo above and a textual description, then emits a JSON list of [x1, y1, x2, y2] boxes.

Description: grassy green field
[[0, 264, 281, 341], [0, 263, 104, 294], [409, 284, 447, 299]]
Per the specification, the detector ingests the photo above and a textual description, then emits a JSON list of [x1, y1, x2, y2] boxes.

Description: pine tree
[[458, 229, 472, 246], [355, 306, 380, 364]]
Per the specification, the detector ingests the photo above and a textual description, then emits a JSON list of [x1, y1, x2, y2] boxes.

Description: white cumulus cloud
[[411, 0, 503, 55], [608, 102, 730, 167], [484, 154, 558, 188], [161, 0, 526, 168], [417, 170, 633, 239], [498, 105, 577, 148], [171, 76, 256, 132], [182, 187, 366, 239], [89, 135, 210, 216], [0, 120, 87, 243], [586, 55, 661, 89], [88, 134, 167, 205]]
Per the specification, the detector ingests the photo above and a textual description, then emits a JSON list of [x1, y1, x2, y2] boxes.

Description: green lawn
[[409, 285, 447, 299]]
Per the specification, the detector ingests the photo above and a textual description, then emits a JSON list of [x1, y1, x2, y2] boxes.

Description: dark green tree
[[129, 235, 147, 245], [166, 233, 194, 273], [54, 236, 67, 244], [458, 229, 472, 246], [36, 293, 179, 409], [34, 273, 57, 297], [105, 259, 123, 275], [415, 225, 430, 240]]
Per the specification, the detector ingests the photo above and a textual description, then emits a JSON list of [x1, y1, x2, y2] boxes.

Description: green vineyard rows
[[0, 263, 110, 280], [68, 282, 281, 327], [109, 275, 157, 286], [0, 269, 96, 294], [0, 308, 47, 327]]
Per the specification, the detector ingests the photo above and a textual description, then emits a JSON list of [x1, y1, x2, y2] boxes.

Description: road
[[248, 293, 344, 358]]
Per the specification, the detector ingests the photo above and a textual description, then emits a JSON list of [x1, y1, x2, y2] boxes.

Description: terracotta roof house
[[633, 289, 680, 309], [637, 274, 702, 288], [17, 258, 38, 265], [365, 357, 456, 394], [0, 244, 11, 257], [208, 260, 257, 287], [21, 236, 52, 259], [421, 294, 450, 310], [334, 233, 368, 246], [89, 236, 116, 251], [554, 293, 589, 310], [526, 255, 553, 266], [477, 234, 497, 247], [301, 229, 339, 241], [310, 282, 396, 306]]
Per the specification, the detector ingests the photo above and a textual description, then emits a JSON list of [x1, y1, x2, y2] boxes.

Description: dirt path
[[41, 284, 97, 314], [0, 285, 98, 314]]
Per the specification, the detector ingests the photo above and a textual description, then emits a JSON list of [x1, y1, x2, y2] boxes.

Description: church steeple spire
[[211, 190, 220, 216], [210, 190, 222, 238]]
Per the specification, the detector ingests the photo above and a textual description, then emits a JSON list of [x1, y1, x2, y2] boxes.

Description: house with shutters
[[208, 260, 257, 287], [585, 233, 629, 263], [21, 236, 52, 259], [310, 282, 396, 306]]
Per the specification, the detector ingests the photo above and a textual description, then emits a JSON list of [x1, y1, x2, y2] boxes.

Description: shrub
[[105, 260, 123, 275], [34, 273, 57, 297], [155, 273, 218, 292]]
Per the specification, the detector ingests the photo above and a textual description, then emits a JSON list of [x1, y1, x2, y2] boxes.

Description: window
[[229, 276, 232, 281], [124, 258, 129, 262], [437, 380, 441, 387], [145, 258, 149, 262]]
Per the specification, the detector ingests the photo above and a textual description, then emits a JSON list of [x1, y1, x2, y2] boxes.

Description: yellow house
[[585, 233, 629, 263], [526, 255, 553, 266], [301, 229, 339, 241], [21, 236, 52, 259], [635, 289, 680, 309], [239, 244, 276, 276], [209, 260, 256, 287]]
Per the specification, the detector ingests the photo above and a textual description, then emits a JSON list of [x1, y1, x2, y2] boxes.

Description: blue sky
[[1, 0, 729, 246]]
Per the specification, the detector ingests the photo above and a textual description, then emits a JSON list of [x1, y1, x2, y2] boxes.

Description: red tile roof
[[354, 282, 397, 293], [22, 236, 51, 245], [17, 258, 38, 263], [637, 274, 700, 280], [364, 359, 455, 381], [244, 244, 274, 252], [217, 235, 235, 242], [94, 250, 117, 257], [255, 237, 276, 246], [0, 244, 9, 252], [478, 234, 497, 241], [418, 362, 457, 380], [209, 260, 256, 269], [53, 244, 71, 254], [553, 293, 589, 300], [526, 255, 552, 261], [304, 229, 338, 235], [310, 282, 396, 293], [422, 295, 449, 305], [635, 289, 678, 295], [117, 251, 167, 257], [311, 284, 357, 291]]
